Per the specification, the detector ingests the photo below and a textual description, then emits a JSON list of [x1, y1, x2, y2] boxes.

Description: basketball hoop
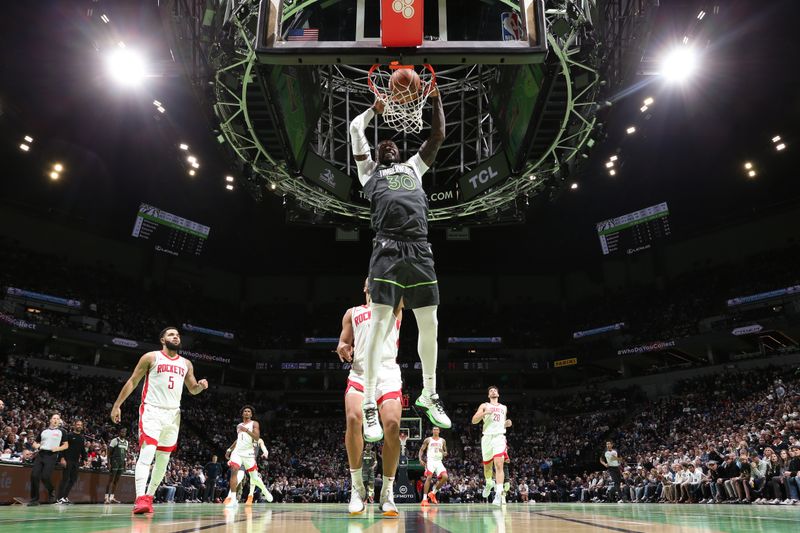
[[399, 432, 409, 454], [368, 62, 437, 134]]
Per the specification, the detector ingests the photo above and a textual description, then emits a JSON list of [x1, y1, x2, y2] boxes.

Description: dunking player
[[419, 426, 448, 506], [472, 386, 513, 506], [224, 405, 272, 507], [336, 280, 403, 516], [110, 327, 208, 514], [348, 86, 451, 442]]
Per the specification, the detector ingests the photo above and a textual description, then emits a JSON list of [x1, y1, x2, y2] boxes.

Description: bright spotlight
[[744, 162, 753, 170], [225, 176, 234, 183], [24, 135, 34, 143], [49, 171, 60, 180], [270, 182, 277, 190], [747, 170, 756, 178], [19, 144, 30, 152], [609, 155, 618, 162], [643, 97, 654, 106], [697, 10, 706, 20], [776, 143, 786, 151], [187, 155, 197, 163], [570, 182, 579, 190], [191, 162, 200, 169], [771, 135, 781, 143], [179, 143, 189, 151], [605, 161, 614, 168], [609, 169, 616, 176], [225, 184, 234, 191], [626, 126, 636, 134], [106, 49, 146, 86], [661, 47, 698, 83], [640, 105, 649, 113], [53, 163, 63, 172], [188, 169, 196, 176]]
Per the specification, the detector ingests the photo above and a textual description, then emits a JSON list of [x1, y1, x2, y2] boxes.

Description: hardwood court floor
[[1, 502, 798, 532]]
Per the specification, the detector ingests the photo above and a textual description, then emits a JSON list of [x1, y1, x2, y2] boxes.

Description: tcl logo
[[466, 166, 500, 190], [392, 0, 415, 19]]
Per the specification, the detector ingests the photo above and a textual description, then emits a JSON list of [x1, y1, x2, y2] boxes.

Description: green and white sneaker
[[362, 402, 384, 443], [482, 479, 496, 499], [415, 391, 451, 428]]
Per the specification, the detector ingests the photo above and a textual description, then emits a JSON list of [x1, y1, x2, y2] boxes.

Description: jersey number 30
[[386, 174, 417, 191]]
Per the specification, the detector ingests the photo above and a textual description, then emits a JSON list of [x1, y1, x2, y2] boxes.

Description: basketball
[[389, 68, 421, 103]]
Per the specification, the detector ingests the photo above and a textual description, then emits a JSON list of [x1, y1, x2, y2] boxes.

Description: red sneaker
[[420, 499, 429, 507], [132, 495, 154, 514], [428, 492, 438, 505]]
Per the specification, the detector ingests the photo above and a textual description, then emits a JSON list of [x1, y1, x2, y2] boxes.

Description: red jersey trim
[[161, 350, 181, 361]]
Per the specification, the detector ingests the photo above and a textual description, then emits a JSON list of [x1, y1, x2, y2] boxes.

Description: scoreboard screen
[[131, 203, 210, 257], [596, 202, 671, 255]]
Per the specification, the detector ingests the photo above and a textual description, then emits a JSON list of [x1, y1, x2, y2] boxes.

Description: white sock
[[382, 476, 395, 499], [227, 490, 235, 500], [146, 451, 171, 496], [432, 486, 437, 494], [135, 444, 156, 497], [362, 303, 395, 404], [350, 468, 364, 491], [423, 493, 428, 500], [414, 306, 438, 395]]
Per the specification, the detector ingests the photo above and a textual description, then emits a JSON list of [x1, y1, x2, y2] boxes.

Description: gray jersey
[[357, 154, 429, 239]]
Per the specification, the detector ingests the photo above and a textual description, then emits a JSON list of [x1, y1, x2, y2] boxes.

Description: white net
[[369, 63, 436, 134]]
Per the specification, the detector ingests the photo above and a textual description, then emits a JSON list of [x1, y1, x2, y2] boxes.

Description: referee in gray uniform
[[29, 413, 69, 505], [600, 440, 623, 502]]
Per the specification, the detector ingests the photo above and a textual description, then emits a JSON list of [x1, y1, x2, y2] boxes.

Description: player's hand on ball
[[373, 98, 385, 115], [336, 343, 353, 363], [110, 406, 121, 424], [198, 379, 209, 390]]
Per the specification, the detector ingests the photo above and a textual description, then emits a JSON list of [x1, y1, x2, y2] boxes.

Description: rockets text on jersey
[[235, 420, 256, 457], [351, 305, 401, 369], [141, 351, 188, 409], [482, 403, 507, 436], [427, 437, 445, 462]]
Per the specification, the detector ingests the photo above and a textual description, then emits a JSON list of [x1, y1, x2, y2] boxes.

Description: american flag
[[286, 28, 319, 42]]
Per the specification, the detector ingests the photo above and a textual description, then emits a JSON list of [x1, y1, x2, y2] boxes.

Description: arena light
[[106, 48, 146, 86], [19, 144, 30, 152], [24, 135, 34, 143], [528, 174, 536, 181], [626, 126, 636, 135], [100, 14, 110, 24], [188, 169, 196, 176], [640, 105, 649, 112], [682, 36, 689, 45], [771, 135, 781, 143], [747, 170, 756, 178], [270, 182, 277, 190], [187, 155, 197, 164], [49, 171, 60, 180], [570, 182, 579, 190], [643, 97, 654, 106], [609, 155, 618, 162], [179, 143, 189, 151], [661, 46, 698, 83], [225, 176, 234, 183], [191, 161, 200, 169], [609, 169, 617, 176], [225, 184, 234, 191], [605, 161, 614, 168], [697, 10, 706, 20], [776, 143, 786, 151], [53, 163, 63, 172], [744, 162, 753, 170], [153, 100, 162, 107]]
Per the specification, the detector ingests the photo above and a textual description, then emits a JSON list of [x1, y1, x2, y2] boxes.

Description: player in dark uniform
[[105, 427, 129, 503], [362, 443, 378, 503], [349, 86, 451, 442]]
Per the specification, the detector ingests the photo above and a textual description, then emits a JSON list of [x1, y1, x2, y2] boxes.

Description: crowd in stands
[[2, 236, 799, 351], [3, 349, 799, 506]]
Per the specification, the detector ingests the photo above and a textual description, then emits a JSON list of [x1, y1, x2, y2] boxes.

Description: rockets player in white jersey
[[336, 279, 403, 517], [419, 426, 448, 506], [224, 405, 272, 507], [110, 327, 208, 515], [471, 386, 513, 506]]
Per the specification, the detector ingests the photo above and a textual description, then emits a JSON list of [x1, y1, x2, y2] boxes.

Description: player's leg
[[503, 460, 511, 495], [492, 455, 505, 505], [421, 473, 433, 505], [434, 470, 448, 492], [412, 305, 451, 429], [344, 387, 367, 514], [109, 469, 123, 503], [481, 435, 496, 498], [361, 303, 396, 442], [429, 468, 446, 504], [378, 396, 402, 517]]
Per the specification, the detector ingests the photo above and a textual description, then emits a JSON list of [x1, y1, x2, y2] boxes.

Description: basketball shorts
[[138, 403, 181, 452], [229, 451, 258, 473], [346, 366, 403, 407], [481, 434, 508, 464], [368, 236, 439, 309], [110, 462, 126, 474], [424, 460, 447, 478]]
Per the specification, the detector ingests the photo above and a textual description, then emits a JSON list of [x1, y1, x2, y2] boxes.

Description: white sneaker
[[482, 479, 496, 499], [362, 403, 384, 442], [224, 497, 239, 508], [349, 487, 366, 515], [501, 492, 507, 505], [492, 493, 502, 507], [380, 489, 398, 517], [415, 391, 451, 428], [265, 489, 274, 503]]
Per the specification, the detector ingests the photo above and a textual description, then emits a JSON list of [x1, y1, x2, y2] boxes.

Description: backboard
[[256, 0, 547, 65]]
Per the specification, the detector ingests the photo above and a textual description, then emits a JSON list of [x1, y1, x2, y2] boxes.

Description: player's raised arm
[[349, 103, 380, 185], [336, 308, 354, 363], [418, 88, 444, 167], [184, 360, 209, 395], [471, 403, 487, 424], [110, 352, 155, 423]]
